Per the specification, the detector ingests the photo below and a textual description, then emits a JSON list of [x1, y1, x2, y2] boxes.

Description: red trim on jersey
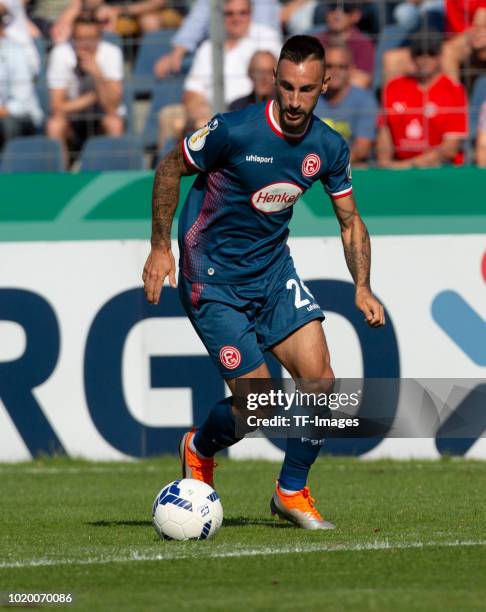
[[331, 187, 353, 200], [265, 100, 284, 138], [182, 139, 202, 171], [265, 100, 311, 140]]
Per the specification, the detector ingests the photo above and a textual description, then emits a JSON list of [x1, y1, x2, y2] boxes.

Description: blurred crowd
[[1, 0, 486, 170]]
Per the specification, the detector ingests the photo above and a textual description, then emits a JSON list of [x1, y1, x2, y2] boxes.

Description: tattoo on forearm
[[151, 147, 184, 249], [343, 220, 371, 289], [332, 200, 357, 224]]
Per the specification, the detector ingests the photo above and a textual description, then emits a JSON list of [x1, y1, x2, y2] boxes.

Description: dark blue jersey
[[179, 100, 353, 284]]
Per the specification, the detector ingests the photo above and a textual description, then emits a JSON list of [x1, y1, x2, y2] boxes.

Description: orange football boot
[[270, 482, 336, 530], [179, 428, 216, 487]]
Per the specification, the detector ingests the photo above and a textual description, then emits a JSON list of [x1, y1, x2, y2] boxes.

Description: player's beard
[[275, 97, 312, 135]]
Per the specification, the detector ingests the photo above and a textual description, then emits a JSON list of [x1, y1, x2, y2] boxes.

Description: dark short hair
[[73, 11, 102, 28], [410, 33, 443, 58], [278, 35, 325, 66]]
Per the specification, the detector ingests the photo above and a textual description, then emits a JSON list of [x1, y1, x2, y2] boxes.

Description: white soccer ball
[[152, 478, 223, 541]]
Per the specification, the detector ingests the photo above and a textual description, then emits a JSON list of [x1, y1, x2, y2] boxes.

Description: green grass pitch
[[1, 456, 486, 611]]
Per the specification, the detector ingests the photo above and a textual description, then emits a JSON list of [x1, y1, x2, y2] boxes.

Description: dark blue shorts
[[179, 255, 325, 379]]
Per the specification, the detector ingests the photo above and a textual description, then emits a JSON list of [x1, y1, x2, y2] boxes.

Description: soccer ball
[[152, 479, 223, 541]]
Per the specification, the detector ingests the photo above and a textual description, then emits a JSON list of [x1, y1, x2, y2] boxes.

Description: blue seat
[[132, 29, 176, 95], [79, 135, 145, 171], [142, 76, 185, 148], [1, 136, 64, 173]]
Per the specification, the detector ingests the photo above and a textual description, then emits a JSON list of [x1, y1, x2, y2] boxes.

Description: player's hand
[[355, 287, 385, 327], [142, 247, 177, 305]]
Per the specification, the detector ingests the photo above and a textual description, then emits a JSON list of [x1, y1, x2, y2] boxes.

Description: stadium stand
[[0, 1, 484, 171], [132, 28, 177, 95], [79, 134, 145, 170], [142, 76, 185, 148], [0, 135, 64, 172]]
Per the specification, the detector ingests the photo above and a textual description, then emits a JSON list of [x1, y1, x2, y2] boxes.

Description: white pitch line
[[1, 540, 486, 570]]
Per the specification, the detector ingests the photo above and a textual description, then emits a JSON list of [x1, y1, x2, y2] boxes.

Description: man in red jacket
[[377, 36, 468, 168]]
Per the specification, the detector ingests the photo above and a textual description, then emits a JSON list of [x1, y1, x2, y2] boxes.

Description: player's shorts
[[179, 255, 325, 379]]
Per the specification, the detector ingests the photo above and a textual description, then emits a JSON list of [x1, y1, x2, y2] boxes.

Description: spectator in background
[[229, 50, 276, 111], [0, 3, 42, 146], [51, 0, 179, 44], [445, 0, 486, 33], [377, 36, 468, 168], [315, 1, 375, 88], [0, 0, 39, 74], [476, 100, 486, 165], [280, 0, 318, 35], [47, 13, 124, 164], [376, 2, 445, 89], [154, 0, 280, 79], [314, 43, 377, 164], [442, 1, 486, 92], [183, 0, 281, 127]]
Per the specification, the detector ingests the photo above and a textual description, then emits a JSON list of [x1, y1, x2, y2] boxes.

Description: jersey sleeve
[[182, 115, 230, 172], [321, 137, 353, 200]]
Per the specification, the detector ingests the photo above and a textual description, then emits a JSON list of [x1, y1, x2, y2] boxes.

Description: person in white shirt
[[0, 4, 42, 146], [46, 13, 124, 163], [183, 0, 281, 127], [0, 0, 39, 75]]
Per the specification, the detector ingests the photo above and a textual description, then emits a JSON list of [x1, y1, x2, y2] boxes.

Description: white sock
[[279, 485, 300, 495], [189, 436, 210, 459]]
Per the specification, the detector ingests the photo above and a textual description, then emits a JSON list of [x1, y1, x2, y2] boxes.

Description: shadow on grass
[[87, 520, 151, 527], [86, 517, 291, 529], [223, 516, 292, 528]]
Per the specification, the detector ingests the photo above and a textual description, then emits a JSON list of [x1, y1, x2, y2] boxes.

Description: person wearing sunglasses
[[315, 1, 375, 89], [183, 0, 281, 128], [314, 43, 377, 165], [154, 0, 280, 80]]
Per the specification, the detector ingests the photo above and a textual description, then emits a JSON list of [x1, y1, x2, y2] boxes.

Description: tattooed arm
[[143, 145, 196, 304], [332, 194, 385, 327]]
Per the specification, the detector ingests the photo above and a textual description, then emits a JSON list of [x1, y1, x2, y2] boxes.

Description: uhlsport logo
[[302, 153, 321, 178], [219, 346, 242, 370], [251, 182, 303, 214]]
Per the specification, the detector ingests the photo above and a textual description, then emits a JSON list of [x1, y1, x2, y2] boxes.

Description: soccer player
[[143, 35, 385, 530]]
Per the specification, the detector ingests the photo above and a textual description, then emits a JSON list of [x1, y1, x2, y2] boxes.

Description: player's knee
[[296, 363, 335, 397]]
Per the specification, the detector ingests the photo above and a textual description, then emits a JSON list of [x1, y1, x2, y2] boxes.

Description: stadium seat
[[142, 76, 185, 148], [0, 136, 64, 173], [132, 29, 176, 96], [79, 135, 145, 171]]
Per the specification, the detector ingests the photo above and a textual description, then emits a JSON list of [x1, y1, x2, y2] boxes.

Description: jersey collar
[[265, 100, 312, 140]]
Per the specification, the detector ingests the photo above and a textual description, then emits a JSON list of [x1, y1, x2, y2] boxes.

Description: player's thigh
[[257, 258, 331, 382], [271, 319, 334, 385], [179, 277, 266, 380]]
